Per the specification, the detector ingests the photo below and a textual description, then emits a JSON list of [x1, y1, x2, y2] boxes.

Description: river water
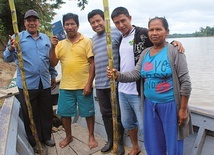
[[43, 37, 214, 112], [2, 37, 213, 112], [167, 37, 214, 112]]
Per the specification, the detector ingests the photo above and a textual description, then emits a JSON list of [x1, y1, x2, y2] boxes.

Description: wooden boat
[[0, 76, 214, 155]]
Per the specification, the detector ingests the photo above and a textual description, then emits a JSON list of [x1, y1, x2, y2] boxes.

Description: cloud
[[53, 0, 214, 36]]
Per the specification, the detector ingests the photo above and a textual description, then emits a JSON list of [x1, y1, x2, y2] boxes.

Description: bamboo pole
[[8, 1, 44, 154], [102, 0, 118, 154]]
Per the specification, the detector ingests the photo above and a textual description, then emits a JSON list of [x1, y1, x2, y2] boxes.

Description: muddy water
[[168, 37, 214, 112]]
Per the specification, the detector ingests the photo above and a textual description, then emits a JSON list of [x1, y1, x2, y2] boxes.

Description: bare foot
[[88, 136, 98, 149], [128, 147, 141, 155], [59, 136, 73, 148]]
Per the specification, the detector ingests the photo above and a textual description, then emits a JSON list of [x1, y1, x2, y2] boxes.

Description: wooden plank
[[16, 118, 34, 155], [51, 123, 145, 155], [190, 105, 214, 119], [0, 72, 61, 99], [72, 123, 106, 154], [5, 98, 19, 155], [53, 125, 97, 155], [17, 134, 34, 155], [52, 130, 76, 155], [191, 127, 206, 155], [0, 82, 61, 99], [201, 135, 214, 155], [191, 112, 214, 131], [0, 87, 18, 99], [46, 134, 58, 155], [0, 96, 15, 155]]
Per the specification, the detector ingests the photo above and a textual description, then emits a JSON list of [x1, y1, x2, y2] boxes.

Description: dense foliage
[[0, 0, 88, 43], [169, 26, 214, 38]]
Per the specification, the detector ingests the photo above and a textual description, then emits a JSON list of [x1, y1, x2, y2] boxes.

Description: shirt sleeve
[[3, 35, 17, 62], [49, 66, 58, 79]]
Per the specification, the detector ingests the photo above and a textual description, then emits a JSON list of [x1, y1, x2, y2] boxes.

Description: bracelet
[[170, 40, 175, 44]]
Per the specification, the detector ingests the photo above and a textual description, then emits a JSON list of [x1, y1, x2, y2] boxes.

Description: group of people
[[3, 6, 193, 155]]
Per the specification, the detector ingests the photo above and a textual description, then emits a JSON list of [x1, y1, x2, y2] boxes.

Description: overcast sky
[[53, 0, 214, 37]]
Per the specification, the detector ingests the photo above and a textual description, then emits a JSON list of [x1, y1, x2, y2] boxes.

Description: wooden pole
[[8, 1, 44, 154], [102, 0, 119, 154]]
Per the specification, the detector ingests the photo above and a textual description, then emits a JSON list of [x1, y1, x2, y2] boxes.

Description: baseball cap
[[24, 9, 39, 19]]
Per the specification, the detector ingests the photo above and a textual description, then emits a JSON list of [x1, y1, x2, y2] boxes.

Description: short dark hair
[[111, 7, 130, 20], [148, 17, 169, 31], [87, 9, 104, 22], [62, 13, 79, 27]]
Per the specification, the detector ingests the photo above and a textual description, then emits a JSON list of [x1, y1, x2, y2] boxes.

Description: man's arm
[[49, 66, 58, 90], [83, 56, 95, 96], [3, 35, 17, 62], [171, 40, 185, 53], [50, 36, 59, 67]]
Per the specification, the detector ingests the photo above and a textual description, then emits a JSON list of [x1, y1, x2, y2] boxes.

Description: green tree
[[0, 0, 65, 40], [194, 26, 214, 37], [76, 0, 88, 10], [0, 0, 89, 45]]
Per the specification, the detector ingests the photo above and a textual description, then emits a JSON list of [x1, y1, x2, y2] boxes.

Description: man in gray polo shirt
[[88, 9, 125, 155]]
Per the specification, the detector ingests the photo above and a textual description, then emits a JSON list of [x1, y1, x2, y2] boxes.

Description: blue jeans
[[118, 92, 143, 132]]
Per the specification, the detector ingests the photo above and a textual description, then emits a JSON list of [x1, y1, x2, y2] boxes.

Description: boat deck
[[44, 123, 214, 155], [40, 123, 145, 155], [1, 88, 214, 155]]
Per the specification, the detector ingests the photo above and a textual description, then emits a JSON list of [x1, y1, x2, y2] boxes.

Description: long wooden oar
[[8, 1, 44, 154]]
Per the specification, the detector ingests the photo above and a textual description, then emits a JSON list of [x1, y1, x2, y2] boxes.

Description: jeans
[[118, 92, 143, 132]]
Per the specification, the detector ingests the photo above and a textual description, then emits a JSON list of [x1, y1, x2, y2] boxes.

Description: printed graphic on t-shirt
[[141, 46, 174, 103]]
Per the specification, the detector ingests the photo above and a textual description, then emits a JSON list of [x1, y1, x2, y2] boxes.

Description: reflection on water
[[168, 37, 214, 111]]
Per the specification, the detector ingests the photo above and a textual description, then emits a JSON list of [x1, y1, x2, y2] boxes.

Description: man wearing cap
[[3, 9, 57, 153]]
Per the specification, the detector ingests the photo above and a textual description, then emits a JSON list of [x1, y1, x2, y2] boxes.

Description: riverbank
[[0, 53, 16, 107]]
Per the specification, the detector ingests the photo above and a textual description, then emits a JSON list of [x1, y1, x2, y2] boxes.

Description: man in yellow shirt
[[50, 13, 97, 149]]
